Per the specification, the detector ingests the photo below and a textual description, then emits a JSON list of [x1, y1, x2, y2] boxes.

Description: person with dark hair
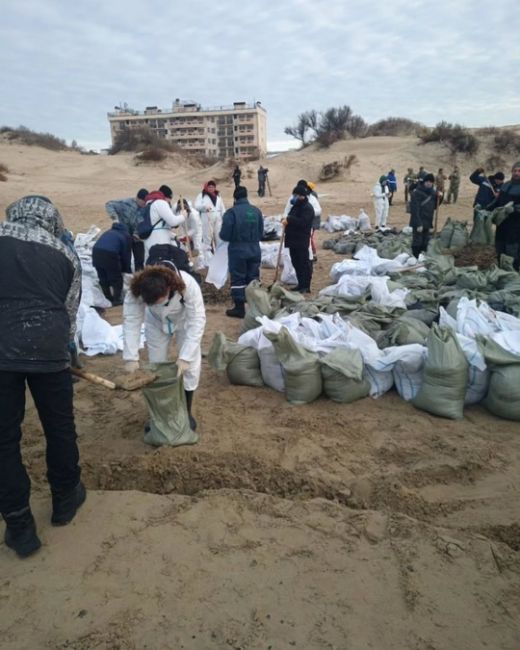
[[143, 184, 185, 257], [122, 263, 206, 432], [0, 196, 84, 558], [387, 169, 397, 205], [257, 166, 269, 197], [232, 165, 241, 190], [105, 188, 149, 271], [491, 161, 520, 270], [409, 173, 437, 258], [282, 185, 315, 293], [219, 186, 264, 318], [194, 180, 226, 252], [469, 168, 504, 209], [92, 222, 133, 306]]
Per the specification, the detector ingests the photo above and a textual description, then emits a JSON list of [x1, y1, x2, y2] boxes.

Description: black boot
[[3, 507, 42, 558], [100, 283, 113, 303], [110, 277, 124, 306], [51, 481, 86, 526], [412, 246, 421, 259], [184, 390, 197, 431], [225, 301, 245, 319]]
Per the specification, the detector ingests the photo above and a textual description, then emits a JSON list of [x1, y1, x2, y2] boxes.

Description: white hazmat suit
[[371, 181, 390, 228], [194, 191, 226, 251]]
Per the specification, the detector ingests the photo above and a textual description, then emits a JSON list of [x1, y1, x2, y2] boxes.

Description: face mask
[[290, 196, 298, 205]]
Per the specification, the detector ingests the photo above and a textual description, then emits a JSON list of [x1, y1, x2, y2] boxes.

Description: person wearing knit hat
[[282, 185, 315, 293], [469, 167, 504, 211], [491, 161, 520, 270], [105, 188, 150, 271], [409, 173, 438, 259], [283, 180, 322, 261], [371, 175, 390, 229]]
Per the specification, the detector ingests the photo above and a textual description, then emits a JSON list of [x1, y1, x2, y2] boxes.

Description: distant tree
[[348, 115, 369, 138], [284, 110, 319, 146], [316, 105, 353, 147]]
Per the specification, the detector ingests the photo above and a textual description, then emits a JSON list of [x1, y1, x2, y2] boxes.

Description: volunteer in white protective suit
[[371, 175, 390, 229], [143, 185, 185, 258], [123, 263, 206, 431], [283, 180, 321, 261], [194, 180, 226, 253], [174, 198, 203, 260]]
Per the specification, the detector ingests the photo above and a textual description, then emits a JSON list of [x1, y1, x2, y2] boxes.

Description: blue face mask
[[290, 196, 298, 205]]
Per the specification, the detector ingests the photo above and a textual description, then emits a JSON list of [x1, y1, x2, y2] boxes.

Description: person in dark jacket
[[469, 168, 504, 209], [232, 165, 242, 190], [409, 173, 438, 258], [105, 188, 148, 271], [387, 169, 397, 205], [219, 186, 264, 318], [257, 166, 269, 197], [0, 196, 85, 558], [92, 222, 132, 306], [282, 185, 315, 293], [491, 161, 520, 269]]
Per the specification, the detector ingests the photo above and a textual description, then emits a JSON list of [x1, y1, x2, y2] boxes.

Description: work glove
[[416, 226, 423, 233], [176, 359, 190, 377], [124, 360, 140, 374], [68, 341, 83, 369]]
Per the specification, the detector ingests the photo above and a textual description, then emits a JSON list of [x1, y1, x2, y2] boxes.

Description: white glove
[[176, 359, 190, 377], [416, 226, 423, 233], [124, 360, 140, 374]]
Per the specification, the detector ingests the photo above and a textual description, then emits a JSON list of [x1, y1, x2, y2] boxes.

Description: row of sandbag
[[323, 228, 414, 258]]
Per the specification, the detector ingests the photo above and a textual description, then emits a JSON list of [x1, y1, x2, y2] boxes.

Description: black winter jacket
[[493, 179, 520, 242], [0, 196, 81, 373], [469, 170, 499, 208], [409, 186, 437, 230], [93, 222, 132, 273], [284, 199, 314, 248]]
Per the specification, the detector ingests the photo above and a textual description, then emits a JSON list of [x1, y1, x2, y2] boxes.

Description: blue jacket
[[219, 198, 264, 258], [387, 171, 397, 192], [105, 197, 145, 236], [469, 170, 498, 208], [93, 223, 132, 272]]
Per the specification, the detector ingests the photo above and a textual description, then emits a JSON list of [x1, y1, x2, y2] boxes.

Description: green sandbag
[[320, 348, 370, 403], [439, 218, 468, 250], [480, 338, 520, 421], [242, 281, 281, 332], [142, 363, 198, 447], [380, 317, 430, 348], [456, 270, 489, 291], [413, 324, 468, 420], [208, 332, 264, 387], [265, 327, 322, 404]]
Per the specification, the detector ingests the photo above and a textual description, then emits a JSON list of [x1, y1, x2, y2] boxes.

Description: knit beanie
[[423, 173, 435, 183], [159, 184, 173, 199], [512, 161, 520, 170], [233, 186, 248, 200], [137, 188, 149, 200]]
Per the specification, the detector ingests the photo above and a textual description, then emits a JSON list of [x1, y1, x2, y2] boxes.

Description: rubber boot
[[100, 283, 113, 303], [110, 277, 124, 306], [225, 301, 245, 319], [185, 390, 197, 431], [51, 481, 86, 526], [3, 507, 42, 558], [412, 246, 421, 259]]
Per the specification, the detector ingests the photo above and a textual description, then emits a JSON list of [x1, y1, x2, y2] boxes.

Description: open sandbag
[[480, 338, 520, 421], [142, 363, 197, 447], [413, 324, 468, 419], [208, 332, 263, 388], [242, 281, 281, 332], [265, 327, 322, 404], [320, 348, 370, 403], [389, 344, 427, 401]]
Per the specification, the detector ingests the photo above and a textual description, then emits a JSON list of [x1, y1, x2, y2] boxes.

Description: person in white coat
[[174, 198, 203, 254], [194, 180, 226, 252], [143, 185, 185, 258], [123, 263, 206, 431], [372, 175, 390, 228]]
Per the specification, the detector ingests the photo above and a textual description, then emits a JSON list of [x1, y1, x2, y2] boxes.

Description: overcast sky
[[1, 0, 519, 151]]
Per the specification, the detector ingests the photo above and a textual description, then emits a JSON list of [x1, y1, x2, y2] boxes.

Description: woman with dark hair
[[122, 264, 206, 431], [194, 180, 226, 252]]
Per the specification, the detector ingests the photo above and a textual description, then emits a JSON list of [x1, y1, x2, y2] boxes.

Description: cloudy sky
[[1, 0, 519, 151]]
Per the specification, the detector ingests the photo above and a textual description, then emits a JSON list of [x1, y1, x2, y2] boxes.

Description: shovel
[[271, 226, 285, 286], [71, 368, 158, 391]]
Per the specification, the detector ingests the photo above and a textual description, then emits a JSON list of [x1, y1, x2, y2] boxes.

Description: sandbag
[[413, 324, 468, 419], [242, 281, 280, 332], [470, 209, 494, 245], [266, 327, 322, 404], [480, 338, 520, 421], [142, 363, 198, 447], [320, 348, 370, 403], [439, 218, 468, 250], [208, 332, 263, 387]]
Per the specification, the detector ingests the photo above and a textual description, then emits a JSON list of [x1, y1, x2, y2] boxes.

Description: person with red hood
[[143, 184, 185, 258], [194, 180, 226, 255]]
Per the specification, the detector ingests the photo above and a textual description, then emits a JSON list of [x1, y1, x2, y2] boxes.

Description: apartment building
[[107, 100, 267, 159]]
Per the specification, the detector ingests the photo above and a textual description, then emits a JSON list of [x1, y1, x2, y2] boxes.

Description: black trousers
[[289, 245, 313, 290], [92, 248, 124, 301], [132, 239, 145, 271], [411, 228, 431, 257], [0, 369, 81, 516]]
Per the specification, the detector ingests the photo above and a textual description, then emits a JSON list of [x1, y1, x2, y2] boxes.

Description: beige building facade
[[107, 100, 267, 159]]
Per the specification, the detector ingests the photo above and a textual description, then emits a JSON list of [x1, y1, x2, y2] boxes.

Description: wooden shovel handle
[[71, 368, 117, 390]]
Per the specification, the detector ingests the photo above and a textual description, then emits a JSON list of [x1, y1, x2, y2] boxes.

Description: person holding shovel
[[123, 262, 206, 431], [0, 196, 85, 558]]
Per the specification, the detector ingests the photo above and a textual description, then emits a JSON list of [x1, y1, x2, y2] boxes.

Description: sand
[[1, 139, 520, 650]]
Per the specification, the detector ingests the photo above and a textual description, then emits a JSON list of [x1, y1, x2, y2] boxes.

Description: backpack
[[146, 244, 201, 284], [136, 200, 164, 240]]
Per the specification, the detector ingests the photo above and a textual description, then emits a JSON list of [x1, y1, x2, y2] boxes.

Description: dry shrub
[[493, 129, 520, 156], [475, 126, 500, 136], [1, 125, 69, 151], [134, 147, 168, 164], [368, 117, 423, 136], [110, 126, 182, 155], [485, 154, 506, 170], [345, 154, 358, 170], [419, 121, 479, 156]]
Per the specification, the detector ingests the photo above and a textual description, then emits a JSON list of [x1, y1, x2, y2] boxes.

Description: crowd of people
[[1, 158, 519, 559]]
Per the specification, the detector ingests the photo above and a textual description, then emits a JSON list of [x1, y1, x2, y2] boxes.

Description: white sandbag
[[368, 276, 409, 309], [281, 248, 298, 285], [357, 209, 371, 231], [260, 242, 282, 269], [238, 324, 284, 392], [80, 307, 120, 356], [390, 344, 427, 401], [205, 242, 228, 289]]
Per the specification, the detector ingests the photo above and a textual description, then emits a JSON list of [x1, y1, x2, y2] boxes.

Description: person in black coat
[[92, 222, 133, 306], [491, 161, 520, 269], [282, 185, 315, 293], [409, 173, 438, 258], [469, 168, 504, 209], [232, 165, 242, 190], [0, 195, 85, 558]]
